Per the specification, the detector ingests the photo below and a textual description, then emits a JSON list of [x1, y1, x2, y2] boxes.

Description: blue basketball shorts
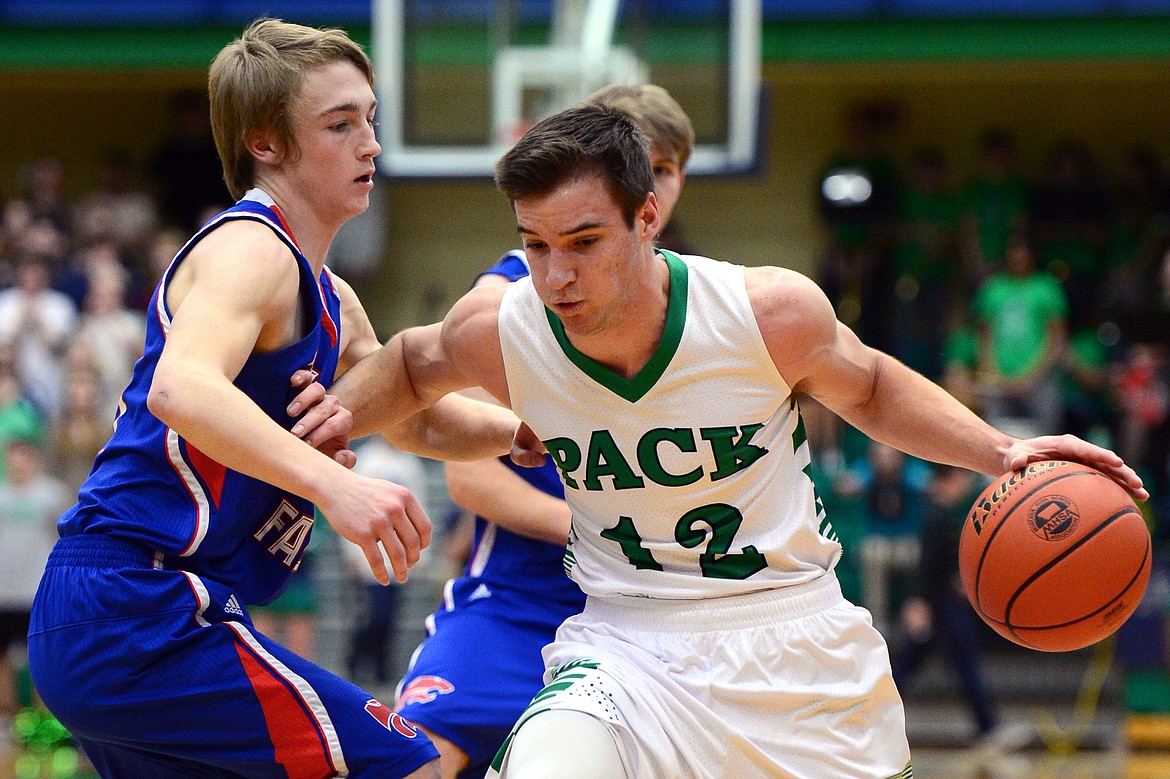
[[395, 580, 581, 778], [28, 534, 438, 779]]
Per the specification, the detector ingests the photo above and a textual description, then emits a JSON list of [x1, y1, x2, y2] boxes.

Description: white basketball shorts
[[488, 573, 913, 779]]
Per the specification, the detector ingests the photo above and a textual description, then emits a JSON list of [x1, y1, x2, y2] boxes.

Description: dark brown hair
[[494, 104, 654, 226]]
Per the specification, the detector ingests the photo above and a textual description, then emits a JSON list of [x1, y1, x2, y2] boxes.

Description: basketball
[[958, 460, 1151, 652]]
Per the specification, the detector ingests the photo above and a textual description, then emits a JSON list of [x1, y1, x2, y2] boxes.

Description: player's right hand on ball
[[320, 473, 433, 585], [1004, 434, 1148, 501]]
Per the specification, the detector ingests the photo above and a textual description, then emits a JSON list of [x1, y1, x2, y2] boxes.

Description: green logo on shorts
[[489, 659, 603, 772]]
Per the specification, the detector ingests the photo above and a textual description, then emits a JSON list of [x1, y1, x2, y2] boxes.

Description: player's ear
[[638, 192, 660, 242], [245, 128, 283, 166]]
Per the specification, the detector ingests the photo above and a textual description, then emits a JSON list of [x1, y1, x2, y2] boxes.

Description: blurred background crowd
[[2, 3, 1170, 775], [808, 96, 1170, 614]]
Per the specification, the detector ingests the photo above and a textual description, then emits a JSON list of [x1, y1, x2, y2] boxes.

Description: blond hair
[[208, 18, 373, 199], [586, 83, 694, 169]]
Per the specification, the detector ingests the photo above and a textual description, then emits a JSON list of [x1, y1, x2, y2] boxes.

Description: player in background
[[301, 104, 1146, 779], [393, 83, 693, 779], [27, 19, 521, 779]]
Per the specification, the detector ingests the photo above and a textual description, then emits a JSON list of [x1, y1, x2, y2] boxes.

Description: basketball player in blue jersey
[[27, 19, 520, 779], [393, 85, 693, 779], [303, 104, 1147, 779]]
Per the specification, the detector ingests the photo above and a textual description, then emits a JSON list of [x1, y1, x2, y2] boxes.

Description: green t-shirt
[[1060, 327, 1110, 406], [973, 272, 1068, 377], [0, 399, 46, 480], [943, 326, 979, 370]]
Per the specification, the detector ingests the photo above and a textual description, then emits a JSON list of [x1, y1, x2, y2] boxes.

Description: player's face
[[517, 172, 659, 338], [650, 146, 685, 227], [284, 61, 380, 225]]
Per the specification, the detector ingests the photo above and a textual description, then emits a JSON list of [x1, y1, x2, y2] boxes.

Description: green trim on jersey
[[563, 526, 579, 579], [790, 399, 834, 544], [543, 250, 688, 403]]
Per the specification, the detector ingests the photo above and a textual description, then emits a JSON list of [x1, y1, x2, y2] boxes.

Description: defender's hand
[[288, 369, 356, 469], [510, 421, 547, 468], [320, 473, 432, 585]]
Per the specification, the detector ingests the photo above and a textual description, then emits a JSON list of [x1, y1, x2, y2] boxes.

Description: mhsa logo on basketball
[[1028, 496, 1079, 541]]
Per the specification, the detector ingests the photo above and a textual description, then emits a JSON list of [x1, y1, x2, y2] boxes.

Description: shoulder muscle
[[170, 219, 300, 324], [745, 264, 880, 407]]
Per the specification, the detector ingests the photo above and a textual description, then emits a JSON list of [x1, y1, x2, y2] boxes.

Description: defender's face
[[285, 61, 381, 225], [650, 146, 685, 227], [516, 172, 658, 338]]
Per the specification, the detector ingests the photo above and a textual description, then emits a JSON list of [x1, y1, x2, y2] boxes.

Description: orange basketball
[[958, 460, 1151, 652]]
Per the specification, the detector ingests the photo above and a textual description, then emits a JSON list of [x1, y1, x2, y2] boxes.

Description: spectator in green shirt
[[0, 346, 45, 481], [973, 228, 1069, 437], [940, 317, 981, 414]]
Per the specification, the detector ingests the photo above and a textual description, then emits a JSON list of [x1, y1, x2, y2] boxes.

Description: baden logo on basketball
[[1028, 495, 1080, 541], [967, 460, 1069, 536]]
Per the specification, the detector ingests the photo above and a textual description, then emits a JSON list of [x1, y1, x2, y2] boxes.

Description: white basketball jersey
[[498, 251, 842, 600]]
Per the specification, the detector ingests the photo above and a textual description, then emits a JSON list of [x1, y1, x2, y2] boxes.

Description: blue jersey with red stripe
[[57, 190, 342, 606]]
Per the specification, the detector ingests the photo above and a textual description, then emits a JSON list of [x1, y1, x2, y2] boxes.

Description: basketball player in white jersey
[[302, 104, 1147, 779], [392, 84, 692, 779]]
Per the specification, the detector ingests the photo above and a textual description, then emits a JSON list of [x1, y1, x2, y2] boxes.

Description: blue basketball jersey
[[32, 190, 437, 779], [57, 189, 342, 606]]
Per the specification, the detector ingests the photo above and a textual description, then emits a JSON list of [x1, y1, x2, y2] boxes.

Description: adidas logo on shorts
[[224, 594, 244, 617]]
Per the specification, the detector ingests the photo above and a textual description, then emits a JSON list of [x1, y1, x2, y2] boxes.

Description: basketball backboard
[[372, 0, 762, 177]]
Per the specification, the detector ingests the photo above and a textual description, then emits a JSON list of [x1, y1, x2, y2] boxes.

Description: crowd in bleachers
[[0, 92, 234, 742], [814, 101, 1170, 549], [0, 150, 225, 495], [806, 101, 1170, 742], [809, 102, 1170, 739]]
